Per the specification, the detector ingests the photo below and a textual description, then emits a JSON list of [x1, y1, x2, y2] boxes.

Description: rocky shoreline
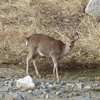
[[0, 75, 100, 100]]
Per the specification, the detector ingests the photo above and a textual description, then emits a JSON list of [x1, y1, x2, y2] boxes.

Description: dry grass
[[0, 0, 100, 63]]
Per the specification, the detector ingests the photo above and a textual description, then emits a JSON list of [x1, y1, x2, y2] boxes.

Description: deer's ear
[[74, 35, 79, 40]]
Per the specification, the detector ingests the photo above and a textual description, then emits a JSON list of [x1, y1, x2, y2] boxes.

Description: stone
[[46, 94, 49, 98], [16, 76, 35, 90], [69, 93, 73, 98], [4, 93, 23, 100], [77, 98, 91, 100], [66, 94, 69, 98], [28, 90, 33, 94], [7, 77, 11, 80], [0, 93, 5, 98], [45, 88, 50, 93], [56, 91, 61, 96], [33, 89, 43, 96], [61, 81, 66, 85], [34, 81, 40, 86], [72, 92, 80, 96], [95, 84, 99, 87], [85, 0, 100, 16], [1, 74, 100, 100], [47, 83, 53, 89], [37, 90, 43, 95], [0, 83, 3, 88], [5, 87, 11, 92], [40, 82, 47, 89], [13, 93, 22, 100], [77, 83, 84, 89], [67, 83, 75, 87], [11, 89, 17, 93], [4, 94, 13, 100], [5, 81, 9, 85], [8, 81, 14, 87], [61, 99, 68, 100], [84, 86, 91, 90], [47, 86, 52, 91]]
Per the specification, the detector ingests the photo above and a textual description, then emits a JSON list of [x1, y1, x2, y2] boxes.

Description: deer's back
[[27, 34, 65, 57]]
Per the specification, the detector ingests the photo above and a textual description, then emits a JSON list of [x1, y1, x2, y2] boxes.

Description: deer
[[26, 33, 79, 81]]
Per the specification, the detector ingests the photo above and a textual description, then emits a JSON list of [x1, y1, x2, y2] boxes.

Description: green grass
[[90, 89, 100, 92], [55, 82, 60, 84], [52, 87, 57, 91], [67, 67, 100, 81]]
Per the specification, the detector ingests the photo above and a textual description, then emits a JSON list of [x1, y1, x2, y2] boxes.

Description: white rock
[[84, 86, 91, 90], [77, 83, 84, 89], [48, 84, 53, 88], [16, 76, 35, 90], [46, 94, 49, 98], [67, 83, 75, 87], [85, 0, 100, 16]]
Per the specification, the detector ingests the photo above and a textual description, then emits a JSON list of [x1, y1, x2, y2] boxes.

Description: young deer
[[26, 33, 79, 81]]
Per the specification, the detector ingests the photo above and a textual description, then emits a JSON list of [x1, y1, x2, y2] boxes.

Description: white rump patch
[[26, 40, 28, 46]]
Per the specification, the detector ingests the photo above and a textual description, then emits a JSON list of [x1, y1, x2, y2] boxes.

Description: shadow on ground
[[1, 57, 100, 80], [28, 58, 100, 79]]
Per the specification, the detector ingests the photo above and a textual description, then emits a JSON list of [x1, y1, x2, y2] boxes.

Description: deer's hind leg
[[32, 54, 41, 78], [26, 53, 33, 75], [26, 47, 37, 76]]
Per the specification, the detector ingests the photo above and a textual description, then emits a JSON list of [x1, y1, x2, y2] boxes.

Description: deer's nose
[[69, 46, 72, 48]]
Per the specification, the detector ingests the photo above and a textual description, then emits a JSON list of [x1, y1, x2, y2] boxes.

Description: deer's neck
[[63, 44, 72, 56]]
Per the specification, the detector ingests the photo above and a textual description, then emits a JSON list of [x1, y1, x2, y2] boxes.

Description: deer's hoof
[[38, 75, 42, 78]]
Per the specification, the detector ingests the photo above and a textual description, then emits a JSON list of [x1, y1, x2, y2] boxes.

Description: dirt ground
[[1, 56, 100, 84]]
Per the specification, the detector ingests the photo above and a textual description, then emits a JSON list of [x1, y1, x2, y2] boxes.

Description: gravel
[[0, 75, 100, 100]]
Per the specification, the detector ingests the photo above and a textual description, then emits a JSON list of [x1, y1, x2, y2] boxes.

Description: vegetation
[[0, 0, 100, 81]]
